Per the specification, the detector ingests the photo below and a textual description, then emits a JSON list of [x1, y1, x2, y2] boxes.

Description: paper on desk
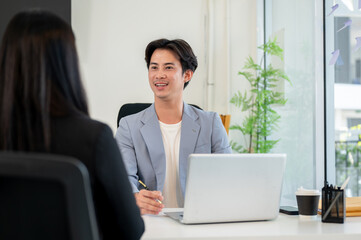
[[318, 197, 361, 217]]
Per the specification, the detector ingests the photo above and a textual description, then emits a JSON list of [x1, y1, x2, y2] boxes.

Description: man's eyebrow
[[150, 62, 175, 66]]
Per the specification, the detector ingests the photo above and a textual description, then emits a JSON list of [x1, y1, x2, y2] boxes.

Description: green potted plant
[[230, 38, 291, 153]]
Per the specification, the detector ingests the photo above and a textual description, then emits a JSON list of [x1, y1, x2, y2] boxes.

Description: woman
[[0, 10, 144, 240]]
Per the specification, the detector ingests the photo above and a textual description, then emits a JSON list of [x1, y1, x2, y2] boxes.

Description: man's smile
[[155, 82, 168, 87]]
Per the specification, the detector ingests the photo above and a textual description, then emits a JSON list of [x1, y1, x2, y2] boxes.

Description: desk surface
[[141, 208, 361, 240]]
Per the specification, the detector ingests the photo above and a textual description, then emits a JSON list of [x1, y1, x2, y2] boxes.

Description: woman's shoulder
[[50, 113, 117, 173], [52, 113, 113, 142]]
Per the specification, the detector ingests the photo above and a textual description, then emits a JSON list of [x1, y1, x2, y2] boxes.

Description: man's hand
[[134, 189, 164, 215]]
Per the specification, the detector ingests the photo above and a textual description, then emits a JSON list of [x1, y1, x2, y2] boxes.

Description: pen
[[138, 180, 149, 190], [138, 180, 163, 204]]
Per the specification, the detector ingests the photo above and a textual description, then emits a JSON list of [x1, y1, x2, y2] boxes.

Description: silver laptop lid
[[182, 153, 286, 224]]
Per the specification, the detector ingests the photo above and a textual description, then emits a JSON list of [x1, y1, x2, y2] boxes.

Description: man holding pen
[[115, 38, 231, 215]]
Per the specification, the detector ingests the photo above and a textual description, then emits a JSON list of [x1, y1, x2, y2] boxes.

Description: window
[[325, 0, 361, 197], [263, 0, 324, 206]]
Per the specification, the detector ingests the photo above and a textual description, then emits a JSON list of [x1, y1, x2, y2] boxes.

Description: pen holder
[[321, 186, 345, 223]]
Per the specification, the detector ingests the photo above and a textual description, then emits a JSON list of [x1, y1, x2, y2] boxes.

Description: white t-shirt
[[159, 120, 183, 208]]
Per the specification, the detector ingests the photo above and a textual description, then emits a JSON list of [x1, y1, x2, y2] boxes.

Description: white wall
[[72, 0, 257, 133], [228, 0, 258, 147]]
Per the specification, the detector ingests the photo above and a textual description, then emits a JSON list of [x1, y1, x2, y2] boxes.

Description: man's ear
[[183, 70, 193, 83]]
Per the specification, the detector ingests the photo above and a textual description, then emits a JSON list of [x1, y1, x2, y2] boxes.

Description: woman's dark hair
[[0, 9, 88, 151], [145, 38, 198, 89]]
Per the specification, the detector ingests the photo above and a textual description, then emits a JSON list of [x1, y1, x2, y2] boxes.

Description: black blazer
[[50, 111, 144, 240]]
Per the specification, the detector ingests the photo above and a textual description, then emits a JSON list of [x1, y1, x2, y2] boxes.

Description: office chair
[[0, 152, 99, 240], [116, 103, 202, 128]]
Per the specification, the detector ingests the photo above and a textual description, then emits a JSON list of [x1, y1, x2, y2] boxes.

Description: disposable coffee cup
[[295, 187, 320, 218]]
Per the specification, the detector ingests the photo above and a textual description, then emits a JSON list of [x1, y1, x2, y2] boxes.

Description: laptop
[[165, 153, 286, 224]]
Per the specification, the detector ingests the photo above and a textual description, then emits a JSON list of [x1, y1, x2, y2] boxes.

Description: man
[[115, 39, 231, 215]]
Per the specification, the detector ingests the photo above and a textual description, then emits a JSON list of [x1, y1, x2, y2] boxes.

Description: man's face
[[148, 49, 192, 102]]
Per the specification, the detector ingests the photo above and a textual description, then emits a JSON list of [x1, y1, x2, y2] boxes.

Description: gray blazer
[[115, 102, 232, 196]]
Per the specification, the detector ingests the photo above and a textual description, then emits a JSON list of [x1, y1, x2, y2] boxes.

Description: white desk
[[141, 208, 361, 240]]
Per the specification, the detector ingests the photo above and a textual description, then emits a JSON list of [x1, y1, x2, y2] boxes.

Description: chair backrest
[[0, 152, 99, 240], [116, 103, 202, 128]]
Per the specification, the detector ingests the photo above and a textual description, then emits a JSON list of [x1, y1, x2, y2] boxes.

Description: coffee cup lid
[[295, 186, 320, 196]]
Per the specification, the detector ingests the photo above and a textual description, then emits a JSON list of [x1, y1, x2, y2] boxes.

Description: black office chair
[[0, 152, 99, 240], [117, 103, 202, 128]]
